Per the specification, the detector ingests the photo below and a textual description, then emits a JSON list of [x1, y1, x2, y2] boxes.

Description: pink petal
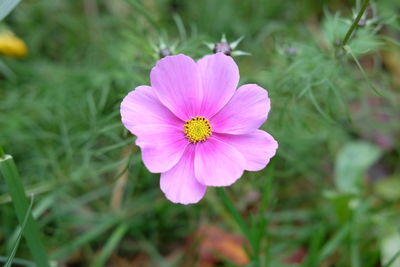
[[197, 53, 239, 117], [160, 145, 207, 204], [210, 84, 270, 135], [150, 54, 202, 121], [120, 86, 188, 173], [194, 137, 246, 187], [120, 85, 182, 133], [135, 125, 188, 173], [214, 130, 278, 171]]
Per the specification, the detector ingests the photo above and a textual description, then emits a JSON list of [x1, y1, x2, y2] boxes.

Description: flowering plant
[[121, 52, 277, 204]]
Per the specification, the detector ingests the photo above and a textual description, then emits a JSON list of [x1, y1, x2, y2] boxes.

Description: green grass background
[[1, 0, 400, 266]]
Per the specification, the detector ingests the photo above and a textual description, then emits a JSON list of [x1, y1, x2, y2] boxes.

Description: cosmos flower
[[121, 53, 278, 204]]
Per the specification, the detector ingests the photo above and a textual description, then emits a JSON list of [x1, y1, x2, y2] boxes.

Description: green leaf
[[215, 188, 255, 258], [0, 0, 21, 21], [0, 147, 50, 267], [90, 223, 129, 267], [334, 142, 381, 194], [5, 196, 34, 267]]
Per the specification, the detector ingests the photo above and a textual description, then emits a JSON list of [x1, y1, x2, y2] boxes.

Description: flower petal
[[210, 84, 270, 135], [160, 145, 207, 204], [214, 130, 278, 171], [135, 125, 188, 173], [120, 86, 188, 173], [120, 85, 182, 134], [150, 54, 202, 121], [197, 53, 239, 117], [194, 137, 246, 187]]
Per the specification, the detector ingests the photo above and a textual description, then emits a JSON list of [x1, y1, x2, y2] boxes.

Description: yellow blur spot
[[0, 31, 27, 58]]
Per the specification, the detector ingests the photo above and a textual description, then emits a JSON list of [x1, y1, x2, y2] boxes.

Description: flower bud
[[159, 48, 172, 58], [213, 42, 232, 56]]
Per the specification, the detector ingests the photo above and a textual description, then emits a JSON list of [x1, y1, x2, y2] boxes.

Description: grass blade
[[318, 223, 350, 262], [302, 225, 326, 267], [0, 256, 35, 267], [51, 215, 120, 260], [215, 188, 255, 258], [90, 222, 130, 267], [125, 0, 160, 33], [5, 196, 35, 267], [253, 165, 274, 266], [0, 146, 50, 267]]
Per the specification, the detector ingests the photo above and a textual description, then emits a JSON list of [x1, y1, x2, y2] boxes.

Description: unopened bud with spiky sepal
[[150, 38, 178, 59], [213, 41, 231, 55], [159, 48, 172, 58], [205, 34, 250, 57]]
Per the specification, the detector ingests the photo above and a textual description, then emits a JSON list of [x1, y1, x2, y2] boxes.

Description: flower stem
[[215, 188, 256, 258], [342, 0, 370, 46], [0, 145, 5, 157]]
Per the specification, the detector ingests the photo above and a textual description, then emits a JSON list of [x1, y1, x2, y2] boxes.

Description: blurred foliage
[[0, 0, 400, 266]]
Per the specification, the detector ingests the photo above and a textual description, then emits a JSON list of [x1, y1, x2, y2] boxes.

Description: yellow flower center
[[183, 116, 212, 143]]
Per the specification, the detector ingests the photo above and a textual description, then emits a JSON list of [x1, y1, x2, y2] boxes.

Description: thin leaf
[[5, 196, 35, 267], [0, 256, 35, 267], [51, 215, 120, 260], [307, 86, 335, 123], [253, 164, 274, 265], [125, 0, 160, 33], [0, 147, 50, 267], [173, 13, 187, 40], [344, 45, 385, 96], [318, 223, 351, 262], [302, 225, 325, 267], [90, 223, 130, 267], [215, 188, 255, 258]]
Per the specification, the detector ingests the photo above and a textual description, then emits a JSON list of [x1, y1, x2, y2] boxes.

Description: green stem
[[215, 188, 256, 258], [0, 146, 50, 267], [342, 0, 370, 46], [0, 146, 5, 157], [257, 166, 274, 266]]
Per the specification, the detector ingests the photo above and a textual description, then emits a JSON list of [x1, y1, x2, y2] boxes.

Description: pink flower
[[120, 53, 278, 204]]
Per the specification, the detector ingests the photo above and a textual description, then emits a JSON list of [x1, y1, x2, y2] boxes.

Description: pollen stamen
[[183, 116, 212, 143]]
